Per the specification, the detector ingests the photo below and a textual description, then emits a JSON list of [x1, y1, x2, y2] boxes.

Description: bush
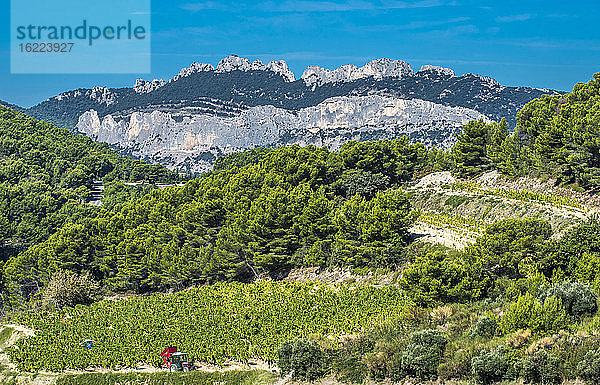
[[398, 249, 489, 306], [541, 281, 598, 318], [277, 338, 329, 380], [42, 270, 100, 309], [471, 314, 498, 338], [521, 350, 562, 384], [578, 348, 600, 384], [394, 329, 447, 381], [364, 342, 395, 380], [438, 345, 478, 380], [341, 169, 390, 198], [500, 293, 568, 335], [471, 347, 509, 385], [332, 336, 374, 384]]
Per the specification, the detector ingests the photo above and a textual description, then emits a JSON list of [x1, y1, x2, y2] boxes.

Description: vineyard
[[417, 211, 485, 234], [448, 182, 588, 212], [8, 281, 412, 372]]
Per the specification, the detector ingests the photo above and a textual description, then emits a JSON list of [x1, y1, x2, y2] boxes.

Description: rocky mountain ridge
[[14, 55, 562, 173], [0, 100, 24, 112]]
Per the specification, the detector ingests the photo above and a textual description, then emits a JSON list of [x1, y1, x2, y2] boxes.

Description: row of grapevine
[[417, 211, 485, 234], [9, 281, 412, 372], [448, 182, 586, 211]]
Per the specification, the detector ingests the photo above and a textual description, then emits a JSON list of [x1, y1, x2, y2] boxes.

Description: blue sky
[[1, 0, 599, 107]]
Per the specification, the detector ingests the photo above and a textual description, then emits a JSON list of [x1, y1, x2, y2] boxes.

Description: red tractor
[[160, 347, 195, 372]]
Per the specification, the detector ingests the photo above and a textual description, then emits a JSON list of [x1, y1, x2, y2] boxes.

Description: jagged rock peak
[[173, 62, 215, 82], [266, 60, 295, 82], [216, 55, 252, 72], [134, 55, 296, 91], [54, 87, 117, 106], [133, 62, 214, 92], [215, 55, 295, 82], [251, 60, 267, 70], [301, 58, 413, 86], [134, 78, 167, 94], [418, 65, 455, 77]]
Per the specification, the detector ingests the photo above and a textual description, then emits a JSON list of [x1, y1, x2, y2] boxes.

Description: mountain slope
[[0, 100, 23, 113], [23, 56, 561, 172]]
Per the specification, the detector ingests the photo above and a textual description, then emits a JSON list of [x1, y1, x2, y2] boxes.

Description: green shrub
[[42, 270, 100, 309], [277, 338, 329, 380], [438, 345, 478, 380], [578, 348, 600, 384], [56, 371, 277, 385], [0, 327, 14, 346], [521, 350, 562, 384], [494, 272, 548, 301], [398, 249, 489, 306], [471, 347, 509, 385], [341, 169, 390, 198], [332, 336, 374, 384], [469, 218, 552, 279], [500, 293, 568, 335], [541, 281, 598, 318], [393, 329, 447, 381], [471, 314, 498, 338]]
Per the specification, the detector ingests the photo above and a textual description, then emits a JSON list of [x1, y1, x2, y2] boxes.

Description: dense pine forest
[[1, 74, 600, 384], [0, 108, 186, 275]]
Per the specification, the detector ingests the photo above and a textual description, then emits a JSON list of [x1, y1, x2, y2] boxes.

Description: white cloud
[[179, 0, 457, 13], [357, 16, 469, 32], [496, 14, 532, 23], [180, 2, 227, 12]]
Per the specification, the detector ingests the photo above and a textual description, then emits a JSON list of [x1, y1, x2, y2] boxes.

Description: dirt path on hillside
[[409, 222, 478, 250]]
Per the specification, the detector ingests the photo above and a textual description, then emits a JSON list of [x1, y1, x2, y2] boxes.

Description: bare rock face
[[301, 58, 413, 86], [134, 79, 167, 94], [214, 55, 296, 82], [216, 55, 252, 72], [418, 65, 455, 77], [77, 95, 489, 173], [266, 60, 295, 82], [464, 73, 501, 88], [251, 60, 267, 70], [54, 87, 117, 106], [133, 55, 297, 94], [173, 62, 215, 82]]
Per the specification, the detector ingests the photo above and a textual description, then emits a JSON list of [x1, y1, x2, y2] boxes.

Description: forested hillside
[[4, 139, 433, 299], [0, 106, 183, 266], [6, 73, 600, 302], [0, 100, 23, 113]]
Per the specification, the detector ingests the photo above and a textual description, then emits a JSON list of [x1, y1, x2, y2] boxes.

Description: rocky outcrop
[[172, 62, 215, 82], [24, 55, 561, 173], [134, 79, 167, 94], [53, 87, 117, 106], [266, 60, 295, 82], [77, 95, 489, 173], [301, 58, 413, 86], [418, 65, 455, 77]]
